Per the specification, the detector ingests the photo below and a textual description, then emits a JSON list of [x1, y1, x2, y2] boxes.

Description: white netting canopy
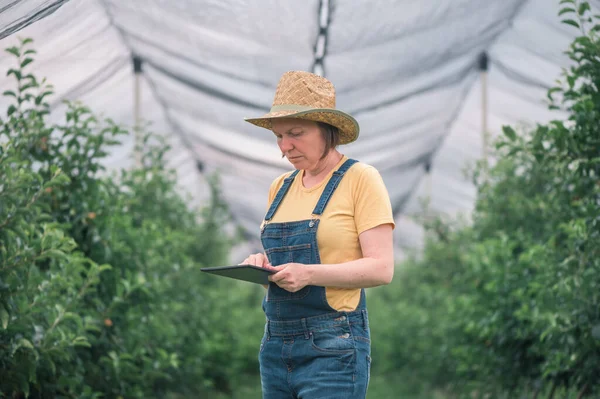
[[0, 0, 587, 261]]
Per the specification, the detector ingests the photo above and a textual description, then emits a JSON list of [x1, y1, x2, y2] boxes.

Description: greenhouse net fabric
[[0, 0, 588, 260]]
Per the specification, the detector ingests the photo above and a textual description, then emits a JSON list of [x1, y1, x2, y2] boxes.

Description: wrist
[[306, 264, 317, 286]]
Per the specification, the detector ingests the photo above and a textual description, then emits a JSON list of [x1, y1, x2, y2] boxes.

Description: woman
[[242, 71, 395, 399]]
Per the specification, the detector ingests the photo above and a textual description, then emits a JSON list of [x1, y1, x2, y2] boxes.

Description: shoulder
[[344, 160, 395, 231], [344, 160, 384, 184], [348, 160, 377, 174], [341, 160, 390, 202], [268, 170, 298, 201], [269, 170, 296, 190]]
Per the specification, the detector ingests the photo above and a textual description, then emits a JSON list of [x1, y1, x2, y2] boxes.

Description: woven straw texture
[[245, 71, 359, 144]]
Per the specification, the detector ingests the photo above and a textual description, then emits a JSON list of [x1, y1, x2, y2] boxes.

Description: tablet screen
[[200, 264, 275, 285]]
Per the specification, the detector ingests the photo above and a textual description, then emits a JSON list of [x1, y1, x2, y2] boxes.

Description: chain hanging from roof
[[312, 0, 331, 77]]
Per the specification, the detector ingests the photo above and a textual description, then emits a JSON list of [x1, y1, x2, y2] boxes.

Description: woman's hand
[[240, 253, 273, 269], [268, 263, 312, 292]]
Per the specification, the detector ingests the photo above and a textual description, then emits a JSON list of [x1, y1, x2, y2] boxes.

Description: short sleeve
[[353, 166, 395, 234]]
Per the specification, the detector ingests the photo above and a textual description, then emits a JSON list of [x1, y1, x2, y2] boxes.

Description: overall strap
[[264, 170, 300, 221], [312, 158, 358, 216]]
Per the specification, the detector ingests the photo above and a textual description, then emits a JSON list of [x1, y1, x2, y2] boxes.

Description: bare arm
[[269, 224, 394, 291], [310, 224, 394, 288]]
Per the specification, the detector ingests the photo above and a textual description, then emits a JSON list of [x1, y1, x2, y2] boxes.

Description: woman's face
[[271, 118, 326, 170]]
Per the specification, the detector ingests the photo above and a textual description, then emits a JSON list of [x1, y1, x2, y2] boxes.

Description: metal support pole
[[312, 0, 330, 77], [424, 161, 432, 214], [133, 55, 143, 168], [479, 52, 489, 172]]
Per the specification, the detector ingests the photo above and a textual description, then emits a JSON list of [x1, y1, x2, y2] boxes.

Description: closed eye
[[273, 129, 303, 138]]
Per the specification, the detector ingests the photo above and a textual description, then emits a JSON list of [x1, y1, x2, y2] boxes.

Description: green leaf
[[578, 2, 591, 16], [19, 338, 35, 350], [547, 86, 562, 101], [5, 47, 19, 57], [562, 19, 580, 28], [20, 376, 30, 398], [47, 359, 56, 375], [21, 38, 33, 45], [502, 126, 517, 141], [20, 83, 37, 92], [559, 7, 576, 16], [98, 264, 113, 272], [20, 58, 34, 69], [21, 73, 37, 84], [7, 104, 17, 117], [62, 312, 83, 330], [559, 0, 574, 3], [38, 248, 68, 261], [3, 90, 17, 98], [1, 307, 9, 329], [72, 336, 91, 348], [7, 68, 22, 80], [35, 91, 54, 105]]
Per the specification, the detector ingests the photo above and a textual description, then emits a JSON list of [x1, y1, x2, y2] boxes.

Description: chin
[[287, 157, 306, 167]]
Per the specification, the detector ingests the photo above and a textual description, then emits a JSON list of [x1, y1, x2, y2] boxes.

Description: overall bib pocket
[[265, 243, 312, 301]]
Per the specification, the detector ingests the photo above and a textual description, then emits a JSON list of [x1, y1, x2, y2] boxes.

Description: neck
[[304, 150, 343, 180]]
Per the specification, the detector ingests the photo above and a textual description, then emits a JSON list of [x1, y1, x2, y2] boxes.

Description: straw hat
[[245, 71, 359, 144]]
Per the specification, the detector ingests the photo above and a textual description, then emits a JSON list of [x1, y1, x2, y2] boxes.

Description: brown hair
[[317, 122, 340, 159]]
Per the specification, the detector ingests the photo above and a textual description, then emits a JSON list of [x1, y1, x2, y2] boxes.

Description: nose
[[278, 136, 293, 153]]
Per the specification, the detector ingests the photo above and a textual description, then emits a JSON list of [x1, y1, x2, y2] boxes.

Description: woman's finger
[[240, 253, 273, 268], [238, 257, 249, 265], [250, 255, 260, 266], [241, 254, 256, 266]]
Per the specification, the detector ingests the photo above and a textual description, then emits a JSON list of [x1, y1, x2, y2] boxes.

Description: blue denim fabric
[[259, 310, 372, 398], [259, 159, 372, 398]]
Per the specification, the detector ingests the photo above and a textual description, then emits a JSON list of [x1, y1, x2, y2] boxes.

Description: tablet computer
[[200, 264, 275, 285]]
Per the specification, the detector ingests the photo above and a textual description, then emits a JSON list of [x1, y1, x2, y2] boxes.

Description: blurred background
[[1, 1, 599, 398], [0, 0, 575, 260]]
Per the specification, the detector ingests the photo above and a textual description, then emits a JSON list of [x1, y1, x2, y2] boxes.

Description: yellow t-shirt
[[263, 155, 395, 312]]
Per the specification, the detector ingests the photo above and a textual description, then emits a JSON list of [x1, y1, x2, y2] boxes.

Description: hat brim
[[244, 108, 359, 145]]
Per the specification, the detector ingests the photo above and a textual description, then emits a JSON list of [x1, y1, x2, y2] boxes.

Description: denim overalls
[[259, 159, 372, 399]]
